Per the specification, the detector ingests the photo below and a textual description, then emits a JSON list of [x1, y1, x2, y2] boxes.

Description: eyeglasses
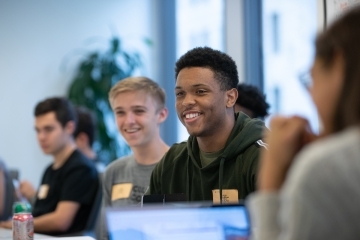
[[298, 70, 313, 92]]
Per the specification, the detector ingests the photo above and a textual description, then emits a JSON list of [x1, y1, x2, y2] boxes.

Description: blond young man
[[100, 77, 169, 240]]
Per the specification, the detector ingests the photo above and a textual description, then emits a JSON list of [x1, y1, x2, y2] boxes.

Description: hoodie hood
[[148, 112, 264, 202], [187, 111, 264, 168], [186, 112, 265, 204]]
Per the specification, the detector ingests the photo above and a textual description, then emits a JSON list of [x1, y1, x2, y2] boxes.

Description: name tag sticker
[[212, 189, 239, 204], [38, 184, 49, 199], [111, 183, 133, 201]]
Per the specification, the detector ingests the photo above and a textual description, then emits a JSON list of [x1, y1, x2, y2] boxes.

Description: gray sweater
[[100, 155, 158, 240], [247, 126, 360, 240]]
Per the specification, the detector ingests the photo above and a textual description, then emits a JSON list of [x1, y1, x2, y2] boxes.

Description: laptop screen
[[106, 203, 250, 240]]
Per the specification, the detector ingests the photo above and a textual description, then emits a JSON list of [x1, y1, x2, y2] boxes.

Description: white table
[[0, 228, 95, 240], [0, 227, 51, 239]]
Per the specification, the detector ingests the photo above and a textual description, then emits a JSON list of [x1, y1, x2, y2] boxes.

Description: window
[[176, 0, 225, 142], [262, 0, 319, 132]]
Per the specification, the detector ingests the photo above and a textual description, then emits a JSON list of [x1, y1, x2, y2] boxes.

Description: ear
[[75, 132, 89, 148], [64, 120, 76, 135], [225, 88, 238, 108], [157, 107, 169, 124]]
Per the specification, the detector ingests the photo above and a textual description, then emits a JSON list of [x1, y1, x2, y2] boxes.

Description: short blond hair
[[109, 76, 166, 110]]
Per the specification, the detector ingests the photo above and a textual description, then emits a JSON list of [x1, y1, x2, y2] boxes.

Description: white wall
[[0, 0, 155, 187]]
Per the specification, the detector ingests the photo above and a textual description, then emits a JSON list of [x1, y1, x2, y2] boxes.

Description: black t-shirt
[[32, 150, 99, 236]]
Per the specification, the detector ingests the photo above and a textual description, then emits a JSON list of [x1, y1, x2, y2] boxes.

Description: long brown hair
[[315, 6, 360, 132]]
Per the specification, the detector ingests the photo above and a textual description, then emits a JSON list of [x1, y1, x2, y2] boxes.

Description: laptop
[[106, 202, 250, 240]]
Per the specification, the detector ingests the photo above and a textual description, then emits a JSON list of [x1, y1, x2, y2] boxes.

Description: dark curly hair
[[175, 47, 239, 90], [73, 106, 96, 146], [236, 83, 270, 119]]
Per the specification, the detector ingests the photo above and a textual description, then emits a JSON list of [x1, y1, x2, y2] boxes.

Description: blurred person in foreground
[[0, 97, 99, 236], [235, 83, 270, 120], [148, 47, 266, 202], [100, 77, 169, 240], [247, 6, 360, 240], [0, 159, 16, 221]]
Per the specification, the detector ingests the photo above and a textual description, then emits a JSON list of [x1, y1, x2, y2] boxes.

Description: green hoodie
[[149, 112, 265, 202]]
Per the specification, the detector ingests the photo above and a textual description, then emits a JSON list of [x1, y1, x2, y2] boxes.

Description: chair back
[[83, 173, 103, 237], [0, 163, 17, 221]]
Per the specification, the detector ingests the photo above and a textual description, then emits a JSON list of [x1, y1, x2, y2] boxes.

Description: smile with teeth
[[185, 113, 201, 119], [125, 128, 140, 133]]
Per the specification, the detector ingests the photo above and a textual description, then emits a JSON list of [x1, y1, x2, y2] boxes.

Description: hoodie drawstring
[[186, 160, 190, 200], [219, 157, 225, 205]]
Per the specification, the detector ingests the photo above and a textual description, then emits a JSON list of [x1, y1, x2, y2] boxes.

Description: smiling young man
[[100, 77, 169, 240], [0, 97, 99, 235], [148, 47, 266, 204]]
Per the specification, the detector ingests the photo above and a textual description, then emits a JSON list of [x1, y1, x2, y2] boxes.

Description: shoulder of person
[[0, 159, 5, 169], [286, 127, 360, 191], [104, 155, 134, 174], [63, 151, 98, 175], [44, 162, 55, 173], [299, 127, 358, 167], [253, 139, 268, 149], [164, 141, 187, 160], [233, 113, 266, 149], [154, 142, 188, 171], [68, 149, 93, 166]]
